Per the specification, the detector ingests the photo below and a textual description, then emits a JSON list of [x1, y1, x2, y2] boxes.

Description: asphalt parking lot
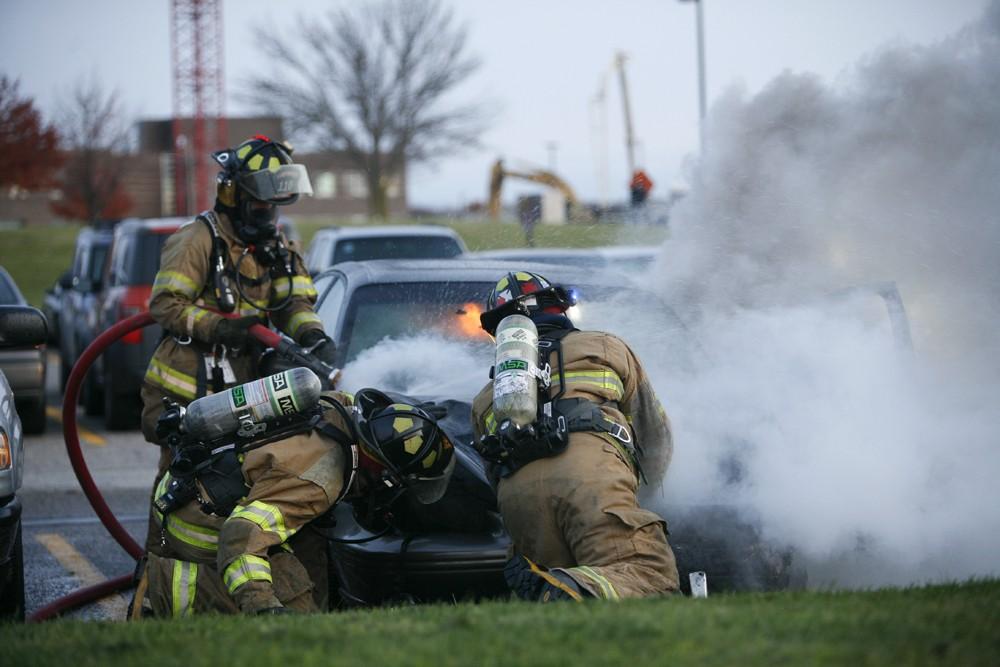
[[20, 351, 158, 621]]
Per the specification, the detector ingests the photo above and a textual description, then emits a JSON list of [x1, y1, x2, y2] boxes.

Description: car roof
[[594, 245, 660, 259], [114, 216, 189, 235], [467, 247, 599, 259], [313, 225, 462, 240], [317, 258, 603, 287]]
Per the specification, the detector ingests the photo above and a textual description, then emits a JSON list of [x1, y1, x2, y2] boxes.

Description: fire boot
[[504, 555, 590, 603]]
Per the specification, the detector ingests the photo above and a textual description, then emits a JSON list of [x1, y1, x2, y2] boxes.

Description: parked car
[[296, 259, 797, 604], [0, 268, 48, 434], [59, 226, 114, 391], [0, 305, 48, 621], [41, 270, 72, 345], [90, 217, 188, 429], [303, 225, 467, 275]]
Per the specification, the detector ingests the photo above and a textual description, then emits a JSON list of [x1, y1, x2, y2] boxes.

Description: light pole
[[679, 0, 707, 154]]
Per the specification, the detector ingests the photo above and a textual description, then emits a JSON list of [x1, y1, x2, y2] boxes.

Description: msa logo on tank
[[269, 371, 298, 416], [231, 386, 248, 409]]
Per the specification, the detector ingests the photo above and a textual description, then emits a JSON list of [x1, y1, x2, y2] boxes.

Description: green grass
[[0, 224, 80, 308], [0, 218, 666, 309], [4, 581, 999, 666]]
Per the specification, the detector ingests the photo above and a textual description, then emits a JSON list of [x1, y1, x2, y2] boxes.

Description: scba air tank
[[183, 367, 322, 441], [493, 314, 539, 427]]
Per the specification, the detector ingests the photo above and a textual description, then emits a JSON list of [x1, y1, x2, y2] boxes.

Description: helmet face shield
[[406, 451, 456, 504], [236, 164, 313, 205]]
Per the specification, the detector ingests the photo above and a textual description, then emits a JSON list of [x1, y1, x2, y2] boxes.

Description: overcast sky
[[0, 0, 990, 209]]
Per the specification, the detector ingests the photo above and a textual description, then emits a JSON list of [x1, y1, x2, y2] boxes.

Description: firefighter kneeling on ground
[[139, 381, 455, 616], [472, 271, 679, 602]]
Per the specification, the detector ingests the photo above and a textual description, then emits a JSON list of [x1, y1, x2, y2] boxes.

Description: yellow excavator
[[487, 159, 584, 220]]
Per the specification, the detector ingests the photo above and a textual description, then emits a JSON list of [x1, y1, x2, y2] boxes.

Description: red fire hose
[[28, 313, 289, 622]]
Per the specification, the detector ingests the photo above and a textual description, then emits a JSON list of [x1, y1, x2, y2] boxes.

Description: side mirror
[[0, 306, 48, 348], [58, 270, 73, 290]]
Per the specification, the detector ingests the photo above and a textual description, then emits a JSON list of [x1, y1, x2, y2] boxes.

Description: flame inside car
[[453, 302, 489, 339]]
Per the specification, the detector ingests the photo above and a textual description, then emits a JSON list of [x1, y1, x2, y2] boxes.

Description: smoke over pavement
[[643, 3, 1000, 587]]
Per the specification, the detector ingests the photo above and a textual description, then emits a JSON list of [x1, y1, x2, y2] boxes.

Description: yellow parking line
[[35, 532, 130, 620], [46, 406, 107, 447]]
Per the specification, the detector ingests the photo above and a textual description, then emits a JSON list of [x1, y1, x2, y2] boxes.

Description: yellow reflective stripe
[[551, 370, 625, 400], [145, 358, 197, 400], [571, 566, 620, 601], [153, 473, 173, 523], [237, 303, 264, 317], [484, 409, 497, 435], [286, 311, 322, 337], [165, 514, 220, 552], [182, 305, 211, 335], [171, 560, 199, 617], [224, 554, 272, 594], [229, 501, 292, 541], [152, 270, 200, 298], [272, 276, 317, 300]]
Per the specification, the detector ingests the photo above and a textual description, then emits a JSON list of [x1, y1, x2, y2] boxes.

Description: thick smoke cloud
[[644, 3, 1000, 586]]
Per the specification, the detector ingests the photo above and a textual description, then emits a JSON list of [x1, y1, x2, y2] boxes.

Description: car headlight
[[0, 428, 11, 470]]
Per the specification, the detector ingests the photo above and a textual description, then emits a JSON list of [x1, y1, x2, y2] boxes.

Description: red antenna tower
[[171, 0, 226, 216]]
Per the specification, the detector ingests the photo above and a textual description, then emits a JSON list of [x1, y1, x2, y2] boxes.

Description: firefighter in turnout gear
[[472, 272, 679, 602], [136, 135, 338, 610], [142, 387, 455, 616], [141, 135, 334, 456]]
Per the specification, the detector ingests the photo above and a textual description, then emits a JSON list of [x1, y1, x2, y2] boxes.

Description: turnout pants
[[498, 432, 679, 599], [147, 429, 346, 615]]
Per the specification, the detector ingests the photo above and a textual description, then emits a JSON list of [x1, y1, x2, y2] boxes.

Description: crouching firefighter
[[139, 369, 455, 616], [472, 272, 679, 602]]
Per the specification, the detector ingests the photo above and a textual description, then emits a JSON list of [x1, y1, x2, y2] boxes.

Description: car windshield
[[332, 236, 463, 265], [340, 281, 495, 363], [89, 244, 110, 284], [329, 276, 695, 402], [0, 272, 22, 305], [128, 232, 174, 284]]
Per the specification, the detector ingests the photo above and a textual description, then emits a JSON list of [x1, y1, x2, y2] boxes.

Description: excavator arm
[[487, 159, 581, 220]]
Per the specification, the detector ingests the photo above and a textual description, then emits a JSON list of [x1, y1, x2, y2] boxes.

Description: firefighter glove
[[300, 328, 337, 365], [213, 316, 259, 349]]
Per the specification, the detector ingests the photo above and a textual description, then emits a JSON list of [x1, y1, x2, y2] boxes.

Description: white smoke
[[340, 335, 493, 402], [641, 3, 1000, 587]]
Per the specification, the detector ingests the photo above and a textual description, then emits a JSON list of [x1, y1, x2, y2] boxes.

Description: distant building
[[0, 116, 406, 225]]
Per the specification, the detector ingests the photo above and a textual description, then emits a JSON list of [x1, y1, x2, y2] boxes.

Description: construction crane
[[171, 0, 226, 216], [487, 159, 581, 220], [591, 51, 653, 206]]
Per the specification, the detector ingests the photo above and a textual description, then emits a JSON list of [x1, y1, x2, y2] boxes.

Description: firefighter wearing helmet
[[140, 135, 336, 469], [141, 389, 455, 616], [472, 271, 679, 601], [137, 136, 338, 607]]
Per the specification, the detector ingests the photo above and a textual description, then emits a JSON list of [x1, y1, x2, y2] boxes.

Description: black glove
[[299, 329, 337, 365], [213, 316, 259, 349]]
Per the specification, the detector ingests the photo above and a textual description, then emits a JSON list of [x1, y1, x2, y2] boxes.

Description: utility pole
[[679, 0, 707, 154]]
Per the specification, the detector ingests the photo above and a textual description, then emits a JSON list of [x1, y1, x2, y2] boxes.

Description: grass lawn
[[0, 217, 666, 309], [3, 580, 998, 666]]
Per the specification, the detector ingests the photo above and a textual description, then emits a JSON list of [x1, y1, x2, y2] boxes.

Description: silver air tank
[[493, 313, 539, 427], [183, 367, 322, 441]]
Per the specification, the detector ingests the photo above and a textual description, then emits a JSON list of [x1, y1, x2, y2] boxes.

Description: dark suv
[[59, 226, 114, 391], [91, 218, 187, 429]]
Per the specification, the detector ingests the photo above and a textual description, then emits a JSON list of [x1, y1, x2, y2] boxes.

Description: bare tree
[[247, 0, 486, 218], [51, 77, 133, 223]]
